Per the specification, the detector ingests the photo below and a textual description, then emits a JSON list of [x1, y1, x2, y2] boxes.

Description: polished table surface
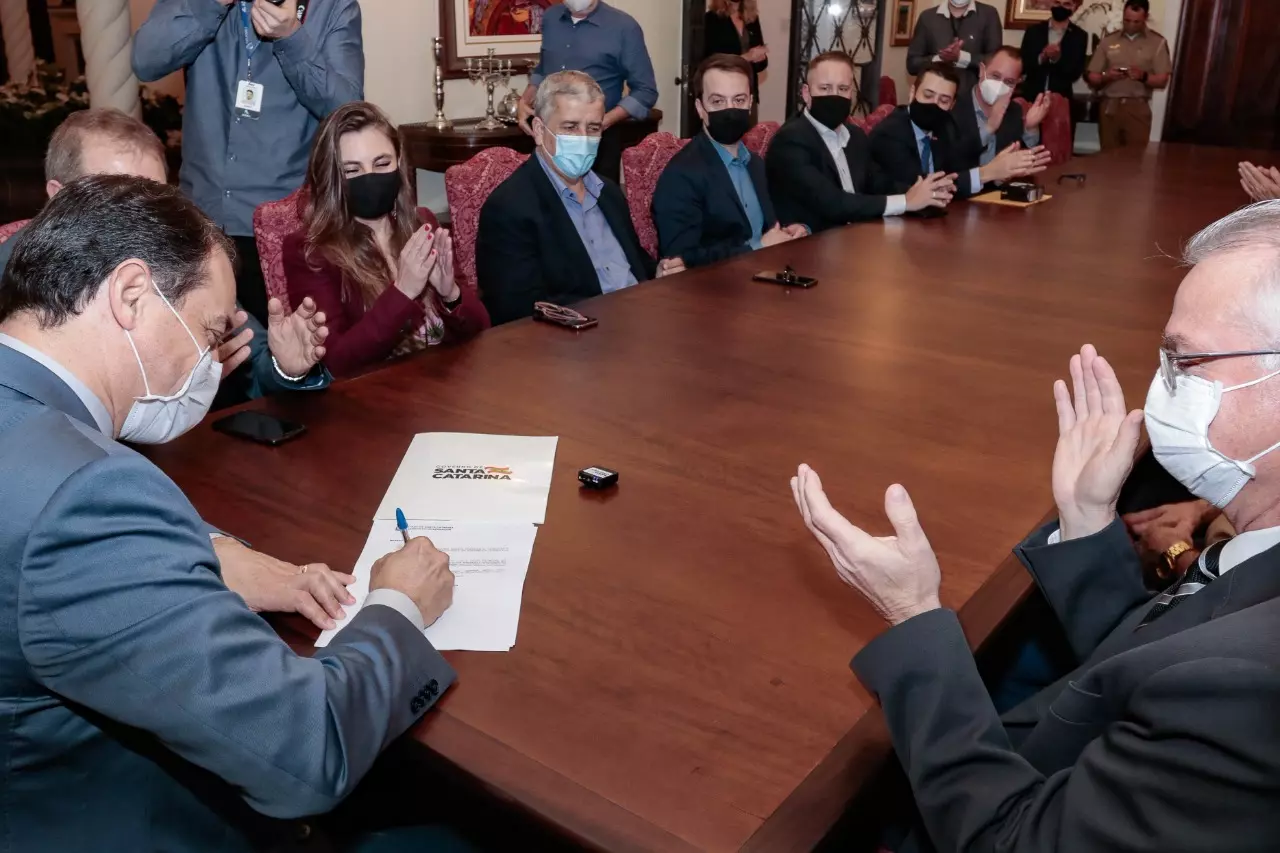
[[148, 144, 1255, 852]]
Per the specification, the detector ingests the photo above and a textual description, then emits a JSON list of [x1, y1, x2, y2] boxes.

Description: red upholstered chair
[[445, 147, 529, 293], [879, 75, 898, 107], [621, 132, 690, 259], [253, 187, 308, 314], [0, 219, 31, 244], [1016, 94, 1072, 165], [849, 115, 869, 133], [863, 103, 896, 132], [743, 120, 780, 158]]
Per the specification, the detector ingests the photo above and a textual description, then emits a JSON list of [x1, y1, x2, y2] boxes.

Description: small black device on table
[[753, 265, 817, 288], [212, 411, 306, 446], [579, 466, 619, 489], [1001, 182, 1045, 203]]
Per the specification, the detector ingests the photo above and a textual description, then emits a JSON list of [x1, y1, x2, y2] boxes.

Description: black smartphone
[[212, 411, 307, 446], [753, 270, 818, 288]]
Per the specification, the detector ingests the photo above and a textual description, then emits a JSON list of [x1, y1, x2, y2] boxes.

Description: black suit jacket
[[477, 156, 655, 325], [653, 133, 779, 269], [855, 519, 1280, 853], [702, 13, 767, 95], [765, 112, 893, 234], [869, 105, 980, 198], [1020, 21, 1088, 100], [951, 86, 1026, 173]]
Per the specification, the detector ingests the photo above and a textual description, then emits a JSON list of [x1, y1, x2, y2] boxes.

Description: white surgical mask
[[119, 283, 223, 444], [1144, 368, 1280, 508], [979, 78, 1012, 105], [949, 0, 969, 7], [563, 0, 592, 14]]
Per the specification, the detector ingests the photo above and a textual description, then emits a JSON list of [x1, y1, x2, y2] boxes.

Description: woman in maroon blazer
[[283, 102, 489, 378]]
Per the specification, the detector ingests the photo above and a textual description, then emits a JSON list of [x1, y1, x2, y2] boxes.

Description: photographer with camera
[[133, 0, 364, 326]]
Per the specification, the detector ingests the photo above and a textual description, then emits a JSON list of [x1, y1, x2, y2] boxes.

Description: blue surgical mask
[[544, 134, 600, 180]]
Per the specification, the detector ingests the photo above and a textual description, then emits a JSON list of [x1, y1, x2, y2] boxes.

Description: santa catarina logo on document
[[432, 465, 514, 480]]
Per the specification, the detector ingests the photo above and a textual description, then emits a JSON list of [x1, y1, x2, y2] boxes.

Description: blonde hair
[[710, 0, 758, 24]]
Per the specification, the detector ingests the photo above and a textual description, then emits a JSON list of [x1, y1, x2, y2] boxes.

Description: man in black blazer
[[766, 51, 955, 234], [1020, 0, 1088, 100], [478, 71, 684, 325], [951, 47, 1050, 176], [654, 54, 805, 268], [870, 62, 1050, 199], [792, 202, 1280, 850]]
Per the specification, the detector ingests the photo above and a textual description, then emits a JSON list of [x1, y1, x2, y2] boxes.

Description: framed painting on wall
[[439, 0, 556, 80], [1004, 0, 1055, 29], [891, 0, 916, 47]]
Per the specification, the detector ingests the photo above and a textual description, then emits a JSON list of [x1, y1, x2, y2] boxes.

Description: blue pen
[[395, 508, 410, 545]]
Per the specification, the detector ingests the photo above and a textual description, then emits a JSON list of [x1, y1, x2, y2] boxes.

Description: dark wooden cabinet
[[1164, 0, 1280, 148]]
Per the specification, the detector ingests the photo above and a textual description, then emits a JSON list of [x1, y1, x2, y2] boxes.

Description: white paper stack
[[317, 433, 558, 653]]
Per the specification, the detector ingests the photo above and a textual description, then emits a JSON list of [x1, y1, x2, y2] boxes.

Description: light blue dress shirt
[[711, 139, 766, 249], [535, 152, 638, 294], [913, 119, 983, 194], [530, 1, 658, 120], [972, 93, 1041, 166], [132, 0, 364, 236]]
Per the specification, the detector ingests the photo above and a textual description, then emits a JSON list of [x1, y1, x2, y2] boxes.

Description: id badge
[[235, 80, 264, 119]]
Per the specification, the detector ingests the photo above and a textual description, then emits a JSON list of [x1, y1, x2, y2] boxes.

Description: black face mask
[[1050, 5, 1072, 21], [808, 95, 853, 131], [703, 106, 755, 146], [345, 170, 401, 219], [909, 100, 952, 135]]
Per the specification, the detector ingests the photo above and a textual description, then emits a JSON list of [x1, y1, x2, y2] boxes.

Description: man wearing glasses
[[791, 201, 1280, 848], [652, 54, 806, 269]]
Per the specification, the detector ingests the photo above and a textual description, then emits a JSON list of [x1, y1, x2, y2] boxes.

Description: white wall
[[878, 0, 1182, 141], [757, 0, 793, 123]]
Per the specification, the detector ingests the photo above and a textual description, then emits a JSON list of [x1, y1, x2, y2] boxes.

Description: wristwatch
[[1161, 540, 1194, 578]]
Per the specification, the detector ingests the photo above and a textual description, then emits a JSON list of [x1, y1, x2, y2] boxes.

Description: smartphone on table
[[212, 411, 307, 446]]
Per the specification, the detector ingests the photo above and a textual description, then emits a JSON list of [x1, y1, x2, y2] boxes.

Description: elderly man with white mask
[[793, 201, 1280, 851], [0, 175, 460, 852]]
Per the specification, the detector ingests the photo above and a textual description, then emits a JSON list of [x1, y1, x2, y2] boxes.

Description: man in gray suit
[[0, 175, 458, 851], [0, 107, 333, 407], [792, 201, 1280, 850]]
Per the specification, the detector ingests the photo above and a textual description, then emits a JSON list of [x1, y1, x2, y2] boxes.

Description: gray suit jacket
[[2, 223, 330, 399], [855, 519, 1280, 852], [0, 343, 455, 851]]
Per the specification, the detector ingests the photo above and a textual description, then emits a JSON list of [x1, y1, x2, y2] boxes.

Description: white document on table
[[316, 520, 539, 652], [374, 433, 559, 524]]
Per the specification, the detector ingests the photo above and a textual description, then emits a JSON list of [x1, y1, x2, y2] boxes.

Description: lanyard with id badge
[[235, 1, 265, 119]]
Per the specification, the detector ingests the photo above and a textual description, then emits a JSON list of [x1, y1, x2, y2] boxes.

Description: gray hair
[[1184, 200, 1280, 363], [533, 71, 605, 125]]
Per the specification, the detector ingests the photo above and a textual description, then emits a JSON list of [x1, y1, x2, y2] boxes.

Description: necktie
[[920, 136, 934, 176], [1138, 539, 1227, 628]]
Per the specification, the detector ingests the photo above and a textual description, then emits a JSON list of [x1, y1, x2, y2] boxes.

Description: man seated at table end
[[792, 201, 1280, 849]]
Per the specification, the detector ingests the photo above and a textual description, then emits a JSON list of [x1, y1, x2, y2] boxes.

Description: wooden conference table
[[149, 144, 1254, 852]]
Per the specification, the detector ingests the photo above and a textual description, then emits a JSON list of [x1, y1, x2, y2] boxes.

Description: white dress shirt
[[0, 334, 425, 632], [803, 109, 908, 217], [936, 3, 975, 69]]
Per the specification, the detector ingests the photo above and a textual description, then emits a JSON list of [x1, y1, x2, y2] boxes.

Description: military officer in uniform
[[1086, 0, 1171, 149]]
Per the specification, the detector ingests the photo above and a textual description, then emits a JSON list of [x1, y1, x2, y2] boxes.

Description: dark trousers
[[232, 234, 269, 326], [595, 123, 625, 184]]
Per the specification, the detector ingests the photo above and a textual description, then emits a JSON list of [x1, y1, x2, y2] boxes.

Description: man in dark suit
[[654, 54, 805, 268], [766, 51, 955, 234], [0, 175, 459, 851], [870, 62, 1051, 199], [479, 71, 684, 325], [907, 0, 1003, 93], [951, 47, 1050, 175], [792, 201, 1280, 850], [1019, 0, 1088, 101]]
